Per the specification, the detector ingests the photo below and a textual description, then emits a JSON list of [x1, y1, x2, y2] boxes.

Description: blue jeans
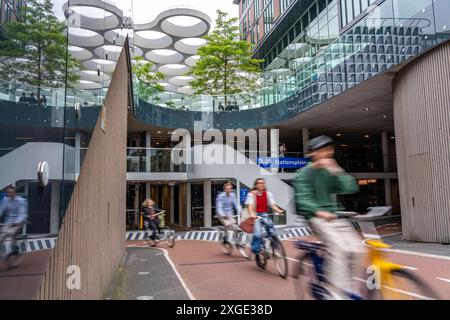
[[251, 213, 275, 254]]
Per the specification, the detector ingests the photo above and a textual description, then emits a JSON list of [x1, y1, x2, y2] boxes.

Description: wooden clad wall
[[37, 45, 130, 299], [393, 40, 450, 243]]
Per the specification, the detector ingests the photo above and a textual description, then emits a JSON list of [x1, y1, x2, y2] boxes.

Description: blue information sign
[[257, 157, 310, 169], [239, 188, 249, 204]]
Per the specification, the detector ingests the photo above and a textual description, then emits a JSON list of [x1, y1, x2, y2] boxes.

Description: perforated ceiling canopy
[[63, 0, 211, 93]]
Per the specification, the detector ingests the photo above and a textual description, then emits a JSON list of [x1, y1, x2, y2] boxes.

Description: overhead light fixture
[[363, 107, 370, 111], [381, 115, 388, 119], [336, 133, 342, 137], [15, 137, 34, 140], [390, 136, 395, 139], [364, 134, 370, 138], [157, 131, 162, 134]]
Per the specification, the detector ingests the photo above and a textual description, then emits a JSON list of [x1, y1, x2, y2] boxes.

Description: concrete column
[[203, 180, 212, 228], [236, 182, 241, 225], [186, 182, 192, 228], [146, 131, 151, 172], [74, 131, 81, 180], [50, 181, 60, 235], [381, 132, 392, 207], [302, 128, 310, 155], [145, 183, 151, 199], [170, 184, 175, 224], [270, 129, 279, 173]]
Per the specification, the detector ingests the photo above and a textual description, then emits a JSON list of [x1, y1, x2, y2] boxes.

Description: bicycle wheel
[[167, 231, 176, 248], [235, 230, 249, 259], [5, 252, 22, 269], [221, 240, 233, 255], [367, 268, 439, 300], [293, 253, 331, 300], [271, 237, 288, 278]]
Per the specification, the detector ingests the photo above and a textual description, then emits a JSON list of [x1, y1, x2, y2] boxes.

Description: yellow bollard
[[160, 212, 166, 228], [140, 214, 143, 230]]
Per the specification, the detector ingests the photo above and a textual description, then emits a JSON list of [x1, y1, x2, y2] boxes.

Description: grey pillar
[[203, 180, 212, 228], [50, 181, 60, 235], [270, 129, 279, 173], [146, 131, 151, 172], [170, 184, 175, 224], [302, 128, 310, 155], [74, 131, 81, 180], [186, 182, 192, 228], [382, 132, 392, 207]]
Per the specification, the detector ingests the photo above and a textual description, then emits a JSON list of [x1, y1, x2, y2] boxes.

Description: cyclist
[[0, 186, 28, 254], [245, 178, 284, 263], [294, 135, 365, 298], [215, 182, 241, 243], [142, 199, 162, 242]]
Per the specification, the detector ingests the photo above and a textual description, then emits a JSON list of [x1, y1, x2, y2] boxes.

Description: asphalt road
[[125, 237, 450, 300]]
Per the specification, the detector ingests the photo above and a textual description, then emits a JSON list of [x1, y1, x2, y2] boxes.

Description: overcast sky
[[52, 0, 239, 29]]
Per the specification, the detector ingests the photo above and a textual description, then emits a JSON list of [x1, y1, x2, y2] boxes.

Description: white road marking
[[139, 259, 148, 262], [387, 248, 450, 261], [137, 296, 154, 300], [436, 277, 450, 283], [138, 272, 150, 275], [353, 277, 435, 300], [155, 247, 196, 300], [402, 265, 418, 271]]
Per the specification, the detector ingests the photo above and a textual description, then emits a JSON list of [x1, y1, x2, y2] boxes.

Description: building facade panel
[[393, 40, 450, 243]]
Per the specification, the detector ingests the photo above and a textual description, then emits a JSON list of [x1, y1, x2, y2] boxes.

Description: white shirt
[[245, 191, 276, 206]]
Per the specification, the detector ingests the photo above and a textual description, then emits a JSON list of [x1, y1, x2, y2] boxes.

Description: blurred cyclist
[[142, 199, 162, 242], [246, 178, 284, 262], [0, 186, 28, 254], [215, 182, 241, 243], [294, 135, 365, 298]]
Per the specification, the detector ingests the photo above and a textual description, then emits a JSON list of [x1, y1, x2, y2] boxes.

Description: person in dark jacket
[[142, 198, 162, 242]]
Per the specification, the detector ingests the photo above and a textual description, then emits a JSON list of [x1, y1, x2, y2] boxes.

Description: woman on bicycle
[[142, 199, 162, 242], [245, 178, 284, 262]]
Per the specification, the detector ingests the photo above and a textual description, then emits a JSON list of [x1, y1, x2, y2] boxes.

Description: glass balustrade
[[134, 0, 450, 114]]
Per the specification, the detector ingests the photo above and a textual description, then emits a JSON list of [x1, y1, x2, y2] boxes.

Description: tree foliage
[[189, 10, 263, 104], [0, 0, 79, 93], [132, 56, 165, 102]]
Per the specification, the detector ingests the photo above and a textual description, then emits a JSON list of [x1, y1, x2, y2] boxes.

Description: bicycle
[[293, 212, 439, 300], [0, 223, 23, 269], [254, 213, 288, 279], [144, 211, 176, 248], [216, 215, 249, 259]]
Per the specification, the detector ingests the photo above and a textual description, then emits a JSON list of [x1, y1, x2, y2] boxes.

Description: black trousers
[[145, 218, 160, 240]]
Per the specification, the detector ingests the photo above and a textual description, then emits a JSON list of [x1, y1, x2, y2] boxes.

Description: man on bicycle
[[294, 135, 365, 298], [245, 178, 284, 262], [0, 186, 28, 254], [215, 182, 241, 243]]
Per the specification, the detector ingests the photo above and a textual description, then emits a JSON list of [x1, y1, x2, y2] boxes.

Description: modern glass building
[[1, 0, 450, 299]]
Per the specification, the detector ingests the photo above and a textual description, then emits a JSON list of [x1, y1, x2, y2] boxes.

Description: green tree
[[0, 0, 79, 97], [190, 10, 263, 105], [132, 56, 165, 102]]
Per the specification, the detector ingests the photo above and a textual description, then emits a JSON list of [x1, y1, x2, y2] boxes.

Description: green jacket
[[294, 165, 359, 220]]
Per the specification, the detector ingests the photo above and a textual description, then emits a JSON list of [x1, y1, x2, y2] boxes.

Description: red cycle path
[[128, 238, 450, 300]]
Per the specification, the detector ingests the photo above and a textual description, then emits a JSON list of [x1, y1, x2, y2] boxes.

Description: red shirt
[[255, 191, 268, 213]]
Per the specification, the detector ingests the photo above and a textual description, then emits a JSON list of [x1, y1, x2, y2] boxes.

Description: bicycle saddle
[[295, 240, 326, 251]]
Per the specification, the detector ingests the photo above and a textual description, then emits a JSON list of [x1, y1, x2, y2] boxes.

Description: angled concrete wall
[[37, 44, 130, 299], [393, 40, 450, 243]]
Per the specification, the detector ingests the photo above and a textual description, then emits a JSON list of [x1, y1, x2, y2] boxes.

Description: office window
[[254, 0, 260, 17]]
